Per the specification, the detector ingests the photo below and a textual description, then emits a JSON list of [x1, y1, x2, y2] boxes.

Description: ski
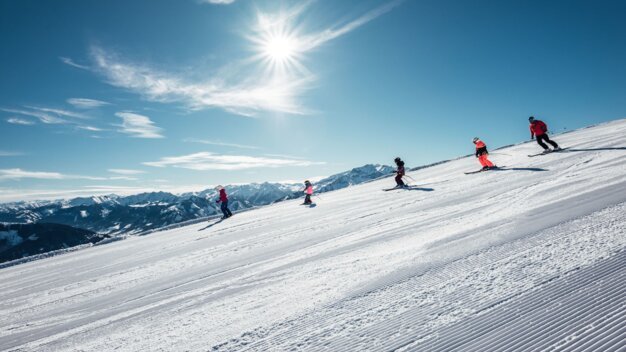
[[383, 185, 417, 191], [464, 170, 485, 174], [464, 166, 502, 175], [528, 147, 567, 157], [383, 186, 406, 191]]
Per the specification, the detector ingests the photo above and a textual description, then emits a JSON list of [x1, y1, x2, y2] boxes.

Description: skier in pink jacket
[[303, 180, 313, 205]]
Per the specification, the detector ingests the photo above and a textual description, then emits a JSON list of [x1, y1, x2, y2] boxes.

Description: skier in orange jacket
[[473, 137, 495, 170]]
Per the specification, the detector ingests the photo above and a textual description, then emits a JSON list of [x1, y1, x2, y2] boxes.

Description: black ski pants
[[395, 174, 405, 186], [536, 134, 559, 150], [220, 201, 232, 218]]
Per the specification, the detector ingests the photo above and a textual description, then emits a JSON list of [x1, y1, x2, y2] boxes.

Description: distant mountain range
[[0, 164, 395, 262]]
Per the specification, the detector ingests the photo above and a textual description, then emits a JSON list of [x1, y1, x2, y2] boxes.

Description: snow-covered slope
[[0, 119, 625, 351]]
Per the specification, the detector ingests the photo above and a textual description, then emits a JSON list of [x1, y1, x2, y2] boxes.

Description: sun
[[250, 10, 308, 77], [264, 35, 296, 62]]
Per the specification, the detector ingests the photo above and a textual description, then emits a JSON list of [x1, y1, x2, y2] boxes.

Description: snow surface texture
[[1, 119, 625, 351]]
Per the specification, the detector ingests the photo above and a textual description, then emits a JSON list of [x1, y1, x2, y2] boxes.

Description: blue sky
[[1, 0, 625, 202]]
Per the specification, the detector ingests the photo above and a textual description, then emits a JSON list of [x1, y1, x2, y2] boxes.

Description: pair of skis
[[463, 166, 503, 175], [527, 147, 568, 157], [383, 185, 422, 191]]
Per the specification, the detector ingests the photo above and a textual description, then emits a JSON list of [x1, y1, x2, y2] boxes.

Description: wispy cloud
[[109, 176, 139, 181], [2, 108, 69, 124], [0, 168, 147, 182], [6, 117, 35, 125], [87, 2, 400, 117], [143, 152, 324, 170], [0, 168, 108, 181], [2, 106, 90, 125], [298, 0, 403, 52], [264, 153, 307, 160], [0, 186, 145, 203], [108, 168, 145, 175], [77, 125, 104, 132], [90, 46, 310, 116], [25, 106, 90, 120], [67, 98, 111, 109], [200, 0, 236, 4], [59, 56, 90, 70], [0, 151, 23, 157], [183, 138, 259, 150], [115, 112, 164, 138]]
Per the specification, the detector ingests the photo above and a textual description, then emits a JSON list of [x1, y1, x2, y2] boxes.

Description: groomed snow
[[1, 119, 625, 351]]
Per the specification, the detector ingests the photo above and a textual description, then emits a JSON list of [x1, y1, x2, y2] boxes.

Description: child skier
[[529, 116, 561, 153], [303, 180, 313, 205], [215, 185, 232, 219], [394, 157, 406, 187], [473, 137, 496, 170]]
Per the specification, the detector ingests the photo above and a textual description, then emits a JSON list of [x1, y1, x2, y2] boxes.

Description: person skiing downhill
[[529, 116, 561, 153], [215, 185, 232, 219], [394, 157, 406, 187], [303, 180, 313, 205], [473, 137, 496, 170]]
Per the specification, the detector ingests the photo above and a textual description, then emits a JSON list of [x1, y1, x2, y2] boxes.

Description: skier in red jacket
[[529, 116, 561, 153], [215, 186, 232, 219], [472, 137, 496, 170]]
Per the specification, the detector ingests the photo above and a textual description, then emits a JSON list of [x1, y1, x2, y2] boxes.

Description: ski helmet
[[528, 116, 535, 122], [472, 137, 479, 143], [394, 157, 401, 163]]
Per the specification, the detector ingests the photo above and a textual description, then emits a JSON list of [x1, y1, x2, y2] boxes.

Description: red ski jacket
[[474, 140, 488, 156], [217, 189, 228, 203], [530, 120, 548, 137]]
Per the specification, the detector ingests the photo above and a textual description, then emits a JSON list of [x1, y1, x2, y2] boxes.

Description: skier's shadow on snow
[[566, 147, 626, 152], [405, 187, 435, 191], [197, 219, 223, 232], [493, 167, 548, 172]]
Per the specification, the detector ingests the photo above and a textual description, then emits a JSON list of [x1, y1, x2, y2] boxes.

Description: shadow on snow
[[566, 147, 626, 152], [493, 167, 549, 172], [197, 219, 223, 231]]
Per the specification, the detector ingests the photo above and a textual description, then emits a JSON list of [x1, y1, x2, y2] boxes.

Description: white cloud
[[90, 46, 310, 116], [0, 151, 23, 157], [25, 106, 90, 120], [143, 152, 324, 171], [59, 56, 90, 70], [0, 187, 146, 203], [108, 169, 146, 175], [115, 112, 164, 139], [1, 108, 68, 124], [298, 0, 403, 52], [109, 176, 139, 181], [183, 138, 259, 150], [6, 117, 35, 125], [264, 153, 307, 160], [77, 125, 104, 132], [201, 0, 236, 4], [67, 98, 111, 109], [87, 2, 400, 117], [0, 168, 99, 181]]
